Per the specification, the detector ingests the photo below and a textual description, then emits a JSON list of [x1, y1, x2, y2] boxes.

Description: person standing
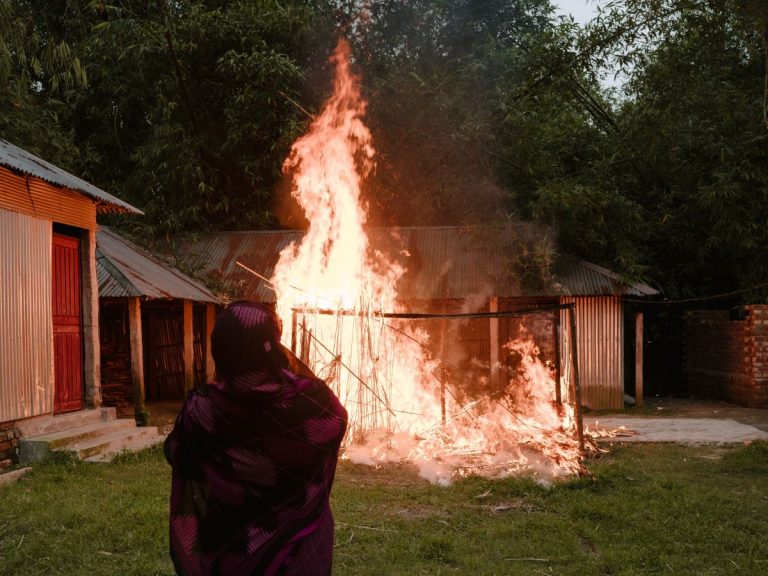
[[165, 301, 348, 575]]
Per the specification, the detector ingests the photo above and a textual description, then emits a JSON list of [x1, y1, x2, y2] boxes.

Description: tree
[[497, 0, 768, 299], [71, 0, 330, 236], [0, 0, 89, 167], [495, 16, 650, 281], [333, 0, 555, 226], [608, 0, 768, 298]]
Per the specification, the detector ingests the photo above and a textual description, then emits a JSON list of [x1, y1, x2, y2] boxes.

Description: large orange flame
[[271, 39, 584, 484]]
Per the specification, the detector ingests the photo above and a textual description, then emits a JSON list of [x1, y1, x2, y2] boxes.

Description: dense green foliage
[[0, 0, 332, 234], [0, 1, 87, 166], [74, 0, 327, 235], [1, 0, 768, 298], [1, 442, 767, 574], [504, 0, 768, 297]]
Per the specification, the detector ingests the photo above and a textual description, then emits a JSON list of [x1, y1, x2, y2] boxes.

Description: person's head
[[211, 301, 287, 384]]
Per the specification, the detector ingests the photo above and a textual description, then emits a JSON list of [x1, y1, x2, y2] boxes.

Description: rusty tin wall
[[0, 166, 97, 230], [561, 296, 624, 410], [0, 209, 54, 422], [0, 139, 140, 214]]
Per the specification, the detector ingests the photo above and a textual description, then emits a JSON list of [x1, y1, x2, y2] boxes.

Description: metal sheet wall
[[0, 209, 53, 422], [0, 166, 96, 230], [561, 296, 624, 410]]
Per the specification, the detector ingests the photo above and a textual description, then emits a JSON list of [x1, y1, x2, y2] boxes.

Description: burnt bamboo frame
[[289, 302, 586, 453]]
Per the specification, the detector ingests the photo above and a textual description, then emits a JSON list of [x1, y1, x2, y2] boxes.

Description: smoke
[[271, 36, 581, 487], [414, 460, 454, 487]]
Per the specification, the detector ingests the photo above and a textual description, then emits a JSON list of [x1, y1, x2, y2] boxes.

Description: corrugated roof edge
[[175, 227, 661, 299], [0, 139, 142, 215], [574, 259, 659, 296], [96, 250, 143, 298], [98, 227, 220, 303]]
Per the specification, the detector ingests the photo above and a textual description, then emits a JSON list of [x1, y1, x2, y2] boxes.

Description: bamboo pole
[[440, 316, 447, 425], [291, 303, 573, 320], [635, 312, 644, 408], [301, 327, 397, 418], [489, 296, 499, 389], [553, 312, 562, 405], [301, 319, 310, 365]]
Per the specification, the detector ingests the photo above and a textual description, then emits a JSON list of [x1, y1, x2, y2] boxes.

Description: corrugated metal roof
[[175, 225, 659, 303], [556, 257, 657, 297], [177, 230, 302, 302], [97, 257, 129, 298], [97, 227, 219, 303], [0, 139, 142, 214]]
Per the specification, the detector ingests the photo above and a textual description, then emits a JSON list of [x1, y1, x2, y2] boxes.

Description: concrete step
[[84, 433, 166, 463], [0, 467, 32, 487], [17, 408, 164, 464], [19, 418, 136, 461], [16, 407, 116, 438], [63, 426, 161, 460]]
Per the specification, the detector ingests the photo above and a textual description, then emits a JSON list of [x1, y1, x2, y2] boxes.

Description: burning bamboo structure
[[260, 39, 588, 484]]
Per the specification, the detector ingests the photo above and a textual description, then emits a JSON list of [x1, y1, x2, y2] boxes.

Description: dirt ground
[[584, 396, 768, 443], [145, 401, 183, 434], [616, 396, 768, 432]]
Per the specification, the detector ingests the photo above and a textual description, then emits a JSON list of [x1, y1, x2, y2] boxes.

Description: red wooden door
[[52, 233, 83, 414]]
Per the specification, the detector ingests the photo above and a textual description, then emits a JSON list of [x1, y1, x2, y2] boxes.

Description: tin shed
[[0, 139, 141, 468], [97, 228, 219, 418], [175, 225, 658, 410]]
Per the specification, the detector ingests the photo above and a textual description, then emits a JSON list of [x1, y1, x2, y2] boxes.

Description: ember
[[269, 39, 588, 484]]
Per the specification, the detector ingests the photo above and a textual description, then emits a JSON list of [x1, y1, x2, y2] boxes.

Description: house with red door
[[0, 139, 141, 469]]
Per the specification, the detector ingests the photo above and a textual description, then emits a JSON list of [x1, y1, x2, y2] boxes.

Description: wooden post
[[635, 312, 644, 408], [553, 313, 562, 405], [183, 300, 194, 392], [291, 310, 298, 355], [81, 228, 102, 408], [489, 296, 499, 389], [205, 303, 216, 382], [569, 305, 585, 453], [128, 297, 145, 420], [300, 319, 310, 365], [440, 316, 447, 425], [439, 276, 449, 425]]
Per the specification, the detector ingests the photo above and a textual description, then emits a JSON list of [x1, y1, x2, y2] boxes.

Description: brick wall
[[683, 306, 768, 407], [749, 306, 768, 407], [0, 420, 20, 470]]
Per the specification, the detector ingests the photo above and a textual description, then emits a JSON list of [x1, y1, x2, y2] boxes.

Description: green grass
[[1, 442, 767, 575]]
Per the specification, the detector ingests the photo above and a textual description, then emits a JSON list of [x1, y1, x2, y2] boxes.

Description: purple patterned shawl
[[165, 302, 348, 575]]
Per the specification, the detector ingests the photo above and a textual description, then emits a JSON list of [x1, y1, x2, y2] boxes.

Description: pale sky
[[551, 0, 602, 26], [551, 0, 626, 89]]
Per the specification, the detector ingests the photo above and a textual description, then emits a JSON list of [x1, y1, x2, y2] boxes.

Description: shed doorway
[[144, 302, 207, 401], [52, 231, 84, 414]]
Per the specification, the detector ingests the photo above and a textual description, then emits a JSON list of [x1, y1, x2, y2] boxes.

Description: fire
[[270, 39, 585, 484]]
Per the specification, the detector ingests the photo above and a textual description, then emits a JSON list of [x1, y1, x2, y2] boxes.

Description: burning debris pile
[[269, 40, 590, 485]]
